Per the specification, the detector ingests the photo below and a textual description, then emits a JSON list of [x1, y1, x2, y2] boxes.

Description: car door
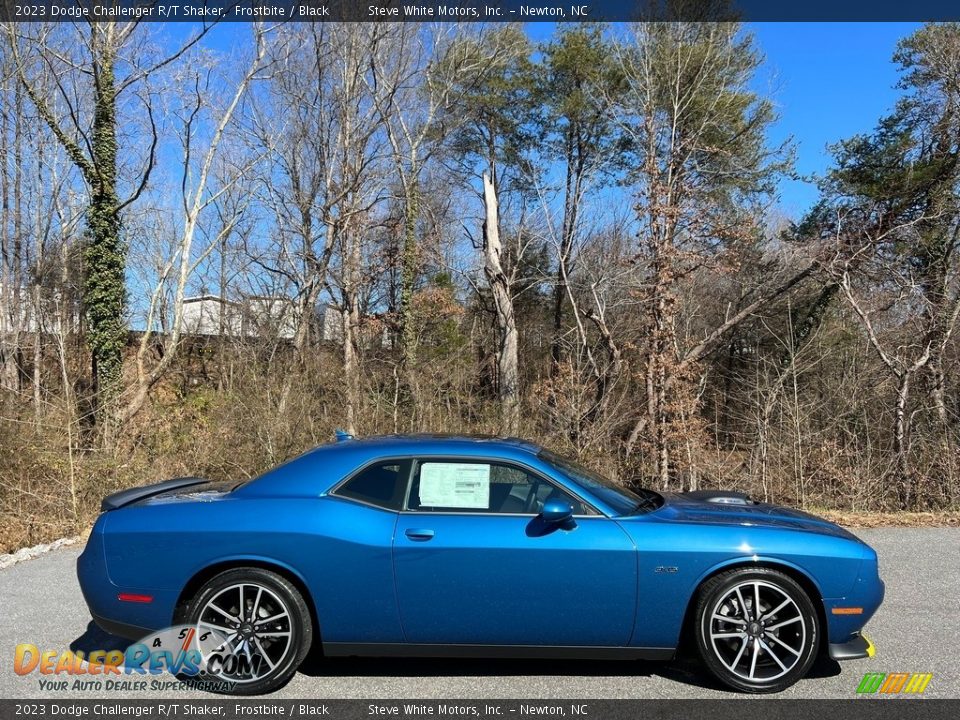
[[392, 457, 638, 647], [321, 458, 412, 643]]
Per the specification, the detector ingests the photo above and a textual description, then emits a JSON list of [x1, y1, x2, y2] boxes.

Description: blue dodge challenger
[[78, 434, 883, 694]]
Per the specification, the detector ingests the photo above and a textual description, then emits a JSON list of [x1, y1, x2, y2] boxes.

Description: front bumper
[[824, 555, 884, 648], [828, 632, 875, 661]]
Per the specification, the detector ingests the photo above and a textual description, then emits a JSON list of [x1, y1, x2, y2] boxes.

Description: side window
[[407, 460, 590, 515], [334, 460, 411, 510]]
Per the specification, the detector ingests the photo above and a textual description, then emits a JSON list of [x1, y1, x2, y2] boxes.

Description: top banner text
[[3, 0, 960, 23]]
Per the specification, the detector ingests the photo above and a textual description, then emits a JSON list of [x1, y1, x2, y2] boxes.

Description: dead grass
[[813, 509, 960, 529]]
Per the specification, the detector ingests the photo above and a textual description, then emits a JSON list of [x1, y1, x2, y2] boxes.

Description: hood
[[656, 490, 860, 541]]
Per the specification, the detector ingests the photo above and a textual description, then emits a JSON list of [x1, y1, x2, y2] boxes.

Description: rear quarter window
[[332, 460, 411, 510]]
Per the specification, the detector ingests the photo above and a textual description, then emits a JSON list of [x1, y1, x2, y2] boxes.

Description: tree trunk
[[482, 172, 519, 436], [398, 180, 419, 375], [32, 122, 44, 412], [893, 372, 913, 509], [341, 303, 359, 437], [653, 355, 670, 489], [341, 225, 362, 437], [929, 356, 949, 429], [649, 249, 675, 490], [927, 351, 957, 501], [0, 74, 22, 394], [294, 277, 322, 355], [551, 144, 581, 369], [84, 49, 124, 430], [292, 213, 328, 360]]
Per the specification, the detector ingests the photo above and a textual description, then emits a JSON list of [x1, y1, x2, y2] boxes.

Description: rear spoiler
[[101, 477, 209, 512]]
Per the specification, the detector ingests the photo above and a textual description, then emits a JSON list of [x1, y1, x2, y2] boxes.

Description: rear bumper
[[91, 612, 151, 641], [77, 516, 176, 639], [829, 632, 875, 661]]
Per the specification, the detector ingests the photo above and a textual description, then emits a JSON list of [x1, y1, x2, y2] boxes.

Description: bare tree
[[538, 26, 623, 370], [0, 60, 26, 395], [119, 25, 268, 424], [252, 24, 390, 367]]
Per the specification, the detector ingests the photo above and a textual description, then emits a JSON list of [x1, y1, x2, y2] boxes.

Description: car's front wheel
[[695, 568, 819, 693], [183, 567, 313, 695]]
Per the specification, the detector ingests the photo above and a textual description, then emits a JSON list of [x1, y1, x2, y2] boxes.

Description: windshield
[[538, 450, 661, 516]]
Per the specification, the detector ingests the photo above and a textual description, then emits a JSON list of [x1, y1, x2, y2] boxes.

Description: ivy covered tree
[[5, 23, 205, 433]]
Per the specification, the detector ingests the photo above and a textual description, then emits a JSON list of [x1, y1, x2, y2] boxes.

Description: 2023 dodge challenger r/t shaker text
[[77, 433, 884, 695]]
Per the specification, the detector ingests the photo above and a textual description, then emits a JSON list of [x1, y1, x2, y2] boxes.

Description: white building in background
[[180, 296, 388, 346], [315, 303, 391, 348], [181, 295, 302, 341], [0, 283, 80, 335], [317, 303, 344, 343], [244, 296, 298, 340], [181, 295, 243, 336]]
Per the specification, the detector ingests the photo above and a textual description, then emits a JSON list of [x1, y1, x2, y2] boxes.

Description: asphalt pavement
[[0, 528, 957, 699]]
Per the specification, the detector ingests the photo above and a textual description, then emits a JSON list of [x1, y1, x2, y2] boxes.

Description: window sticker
[[419, 463, 491, 509]]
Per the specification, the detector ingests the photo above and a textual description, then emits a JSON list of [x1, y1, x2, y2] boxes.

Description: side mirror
[[541, 498, 574, 524]]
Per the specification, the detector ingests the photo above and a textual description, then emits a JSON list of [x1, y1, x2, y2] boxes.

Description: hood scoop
[[683, 490, 756, 506], [662, 489, 858, 540]]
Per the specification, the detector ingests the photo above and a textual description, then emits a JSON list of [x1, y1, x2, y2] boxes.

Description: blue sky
[[749, 22, 921, 216]]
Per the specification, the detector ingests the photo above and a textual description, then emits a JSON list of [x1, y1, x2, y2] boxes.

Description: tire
[[182, 567, 313, 695], [694, 568, 819, 693]]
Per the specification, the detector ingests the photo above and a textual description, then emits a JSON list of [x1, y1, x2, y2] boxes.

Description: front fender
[[616, 516, 867, 648]]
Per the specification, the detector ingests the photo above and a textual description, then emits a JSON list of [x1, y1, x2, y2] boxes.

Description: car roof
[[337, 433, 543, 455], [233, 434, 549, 500]]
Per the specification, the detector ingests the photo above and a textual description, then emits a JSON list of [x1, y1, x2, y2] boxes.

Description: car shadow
[[808, 655, 843, 679], [300, 651, 656, 679], [298, 652, 734, 691], [298, 646, 843, 692], [70, 622, 131, 655]]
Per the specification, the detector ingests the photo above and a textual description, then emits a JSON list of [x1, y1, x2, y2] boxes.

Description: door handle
[[405, 528, 435, 541]]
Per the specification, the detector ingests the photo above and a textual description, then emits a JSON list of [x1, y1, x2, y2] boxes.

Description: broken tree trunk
[[482, 171, 520, 436]]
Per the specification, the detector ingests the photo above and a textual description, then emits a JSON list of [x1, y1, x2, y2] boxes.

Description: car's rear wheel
[[183, 567, 312, 695], [695, 568, 819, 693]]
